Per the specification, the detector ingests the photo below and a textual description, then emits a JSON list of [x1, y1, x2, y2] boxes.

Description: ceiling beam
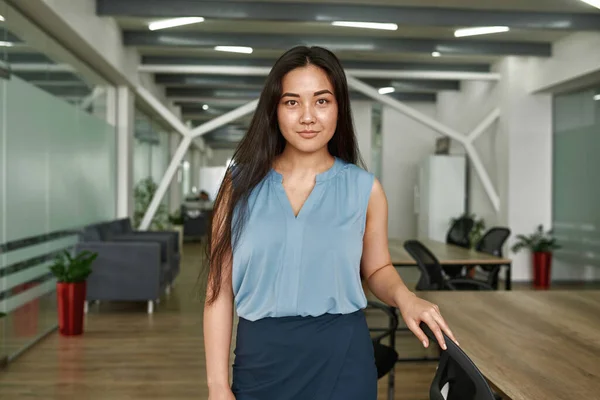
[[142, 65, 499, 81], [125, 32, 551, 57], [98, 0, 600, 31], [143, 56, 491, 72], [155, 74, 266, 88], [157, 74, 458, 92], [173, 89, 437, 104]]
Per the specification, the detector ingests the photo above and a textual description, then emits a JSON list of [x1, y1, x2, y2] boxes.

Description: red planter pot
[[56, 282, 86, 336], [532, 252, 552, 290]]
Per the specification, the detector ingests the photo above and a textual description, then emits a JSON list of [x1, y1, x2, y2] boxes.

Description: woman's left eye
[[317, 99, 328, 105]]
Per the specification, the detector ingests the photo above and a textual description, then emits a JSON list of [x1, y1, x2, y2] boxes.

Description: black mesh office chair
[[404, 240, 493, 291], [367, 301, 399, 400], [445, 217, 475, 278], [473, 228, 511, 289], [420, 322, 497, 400]]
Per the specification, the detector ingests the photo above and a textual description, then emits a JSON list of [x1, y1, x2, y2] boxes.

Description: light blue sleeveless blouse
[[231, 157, 375, 321]]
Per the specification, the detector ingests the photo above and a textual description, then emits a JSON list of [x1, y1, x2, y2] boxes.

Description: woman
[[203, 46, 457, 400]]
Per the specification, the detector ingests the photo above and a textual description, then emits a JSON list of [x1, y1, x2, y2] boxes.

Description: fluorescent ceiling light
[[454, 26, 510, 37], [0, 41, 14, 47], [0, 14, 5, 21], [593, 94, 600, 101], [331, 21, 398, 31], [214, 46, 253, 54], [378, 87, 395, 95], [202, 104, 209, 110], [580, 0, 600, 10], [432, 51, 441, 57], [148, 17, 204, 31]]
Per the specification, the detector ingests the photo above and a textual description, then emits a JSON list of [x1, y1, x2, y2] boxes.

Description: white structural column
[[346, 75, 501, 212], [192, 148, 202, 193], [168, 132, 183, 212], [139, 98, 259, 230], [111, 86, 135, 218]]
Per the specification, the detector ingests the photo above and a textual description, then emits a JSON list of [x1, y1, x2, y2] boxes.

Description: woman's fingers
[[431, 311, 459, 346], [421, 312, 447, 350], [406, 319, 429, 348]]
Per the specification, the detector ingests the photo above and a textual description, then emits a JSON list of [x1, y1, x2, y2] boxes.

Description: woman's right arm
[[204, 181, 236, 399], [204, 276, 234, 396]]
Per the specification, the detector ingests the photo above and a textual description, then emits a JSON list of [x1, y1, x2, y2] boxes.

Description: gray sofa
[[76, 218, 181, 314]]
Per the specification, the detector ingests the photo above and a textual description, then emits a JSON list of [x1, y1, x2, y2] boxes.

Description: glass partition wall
[[552, 85, 600, 278], [0, 0, 116, 362]]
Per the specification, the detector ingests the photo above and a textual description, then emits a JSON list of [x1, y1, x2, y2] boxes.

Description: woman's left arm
[[360, 178, 458, 350]]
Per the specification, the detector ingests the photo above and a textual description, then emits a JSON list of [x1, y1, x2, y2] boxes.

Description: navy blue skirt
[[231, 309, 377, 400]]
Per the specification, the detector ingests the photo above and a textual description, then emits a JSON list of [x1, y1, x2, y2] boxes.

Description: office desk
[[388, 238, 513, 289], [419, 290, 600, 400]]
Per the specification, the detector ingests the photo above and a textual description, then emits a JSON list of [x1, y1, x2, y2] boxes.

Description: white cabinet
[[415, 155, 466, 242]]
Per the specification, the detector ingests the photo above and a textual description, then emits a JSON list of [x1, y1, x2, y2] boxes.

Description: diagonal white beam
[[139, 65, 500, 81], [346, 75, 501, 212], [467, 108, 501, 143], [79, 86, 105, 110], [135, 85, 190, 138], [139, 99, 259, 230], [188, 99, 259, 138], [347, 75, 465, 141]]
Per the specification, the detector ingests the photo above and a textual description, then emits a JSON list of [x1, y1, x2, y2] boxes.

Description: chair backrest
[[475, 227, 511, 257], [446, 217, 474, 249], [367, 301, 399, 379], [403, 240, 445, 290], [420, 322, 496, 400]]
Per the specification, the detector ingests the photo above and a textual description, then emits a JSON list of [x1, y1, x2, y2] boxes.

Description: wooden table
[[389, 238, 513, 289], [419, 290, 600, 400]]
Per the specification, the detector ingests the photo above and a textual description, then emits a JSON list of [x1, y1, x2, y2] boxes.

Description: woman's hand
[[208, 385, 236, 400], [396, 292, 458, 350]]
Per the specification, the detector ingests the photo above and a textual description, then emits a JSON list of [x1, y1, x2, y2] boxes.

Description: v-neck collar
[[269, 157, 342, 220]]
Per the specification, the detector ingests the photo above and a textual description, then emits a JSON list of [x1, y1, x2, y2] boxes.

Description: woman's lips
[[298, 130, 319, 139]]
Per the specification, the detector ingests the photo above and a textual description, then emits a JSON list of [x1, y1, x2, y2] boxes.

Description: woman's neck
[[274, 147, 334, 177]]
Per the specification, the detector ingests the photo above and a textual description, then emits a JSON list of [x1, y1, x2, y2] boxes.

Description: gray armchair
[[75, 241, 167, 314]]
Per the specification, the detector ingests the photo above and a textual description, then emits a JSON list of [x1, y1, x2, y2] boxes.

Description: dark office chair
[[445, 217, 475, 278], [473, 228, 511, 289], [420, 322, 497, 400], [404, 240, 493, 291], [367, 301, 399, 400]]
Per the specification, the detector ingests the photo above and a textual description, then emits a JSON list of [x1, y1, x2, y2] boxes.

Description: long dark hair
[[204, 46, 364, 305]]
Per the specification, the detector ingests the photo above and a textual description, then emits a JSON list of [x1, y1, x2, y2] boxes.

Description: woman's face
[[277, 65, 338, 154]]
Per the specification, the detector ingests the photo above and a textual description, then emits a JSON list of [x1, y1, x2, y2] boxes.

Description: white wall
[[381, 103, 440, 239], [436, 58, 555, 282], [437, 81, 503, 227], [528, 32, 600, 94]]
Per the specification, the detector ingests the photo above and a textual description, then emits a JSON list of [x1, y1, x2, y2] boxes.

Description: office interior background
[[0, 0, 599, 399]]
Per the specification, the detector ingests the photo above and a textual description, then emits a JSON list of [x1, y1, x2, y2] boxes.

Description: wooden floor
[[0, 243, 441, 399]]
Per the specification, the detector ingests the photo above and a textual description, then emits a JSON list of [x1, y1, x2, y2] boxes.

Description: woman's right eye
[[285, 100, 298, 106]]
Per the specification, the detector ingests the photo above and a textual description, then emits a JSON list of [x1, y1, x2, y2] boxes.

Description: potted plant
[[450, 213, 486, 278], [450, 212, 486, 249], [511, 224, 560, 290], [133, 177, 169, 231], [49, 250, 97, 336]]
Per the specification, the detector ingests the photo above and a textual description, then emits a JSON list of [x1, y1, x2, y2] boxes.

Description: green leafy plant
[[450, 212, 486, 249], [511, 224, 560, 253], [133, 177, 169, 230], [168, 209, 184, 226], [49, 250, 97, 283]]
